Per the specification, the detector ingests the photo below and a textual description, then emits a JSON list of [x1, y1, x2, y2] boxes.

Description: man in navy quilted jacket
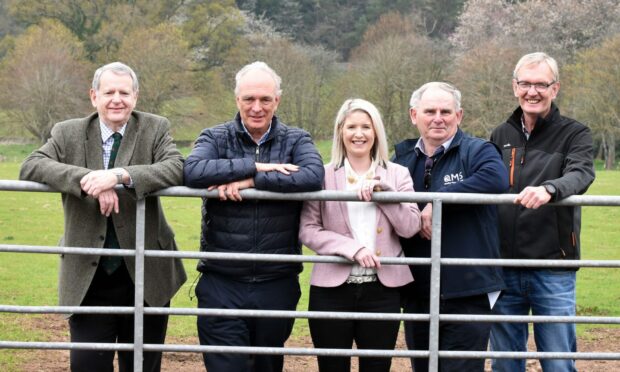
[[184, 61, 324, 372]]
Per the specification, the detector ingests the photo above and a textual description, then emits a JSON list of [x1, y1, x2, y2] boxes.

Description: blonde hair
[[330, 98, 389, 168]]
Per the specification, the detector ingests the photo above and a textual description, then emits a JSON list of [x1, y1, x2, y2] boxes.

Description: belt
[[345, 274, 378, 284]]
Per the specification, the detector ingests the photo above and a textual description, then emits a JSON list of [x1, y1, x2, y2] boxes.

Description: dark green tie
[[101, 132, 123, 275], [108, 132, 122, 169]]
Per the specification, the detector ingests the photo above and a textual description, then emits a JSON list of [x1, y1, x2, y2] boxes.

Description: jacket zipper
[[252, 144, 260, 281], [509, 148, 516, 187], [511, 137, 527, 260]]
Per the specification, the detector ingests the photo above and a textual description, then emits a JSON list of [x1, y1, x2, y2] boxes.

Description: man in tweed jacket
[[19, 62, 186, 372]]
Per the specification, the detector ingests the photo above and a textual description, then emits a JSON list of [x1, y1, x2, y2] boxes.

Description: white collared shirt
[[344, 159, 378, 277]]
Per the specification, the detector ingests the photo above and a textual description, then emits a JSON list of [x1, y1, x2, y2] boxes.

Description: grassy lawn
[[0, 150, 314, 368], [576, 170, 620, 336], [0, 144, 619, 368], [0, 144, 39, 163]]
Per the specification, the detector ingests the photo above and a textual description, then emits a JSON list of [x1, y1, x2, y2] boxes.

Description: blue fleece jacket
[[393, 129, 509, 299]]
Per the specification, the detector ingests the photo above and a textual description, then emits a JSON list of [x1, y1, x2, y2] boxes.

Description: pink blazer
[[299, 162, 421, 288]]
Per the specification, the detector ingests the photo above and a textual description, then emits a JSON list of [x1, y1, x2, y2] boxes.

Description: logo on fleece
[[443, 172, 464, 185]]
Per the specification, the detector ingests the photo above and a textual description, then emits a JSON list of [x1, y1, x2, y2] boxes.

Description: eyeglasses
[[515, 80, 556, 92]]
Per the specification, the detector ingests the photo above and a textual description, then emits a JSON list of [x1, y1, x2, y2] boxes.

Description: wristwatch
[[543, 183, 557, 199], [113, 170, 124, 185]]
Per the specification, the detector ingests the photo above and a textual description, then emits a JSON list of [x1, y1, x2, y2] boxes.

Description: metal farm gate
[[1, 180, 620, 371]]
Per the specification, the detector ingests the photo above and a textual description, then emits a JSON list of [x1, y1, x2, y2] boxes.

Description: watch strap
[[114, 170, 124, 184], [543, 183, 556, 199]]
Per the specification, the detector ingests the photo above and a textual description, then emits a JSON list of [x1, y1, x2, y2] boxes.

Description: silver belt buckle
[[345, 275, 377, 284]]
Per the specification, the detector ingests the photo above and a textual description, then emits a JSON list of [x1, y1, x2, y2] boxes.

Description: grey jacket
[[20, 111, 187, 307]]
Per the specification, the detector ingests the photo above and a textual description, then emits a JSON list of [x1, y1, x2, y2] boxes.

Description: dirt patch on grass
[[9, 314, 620, 371]]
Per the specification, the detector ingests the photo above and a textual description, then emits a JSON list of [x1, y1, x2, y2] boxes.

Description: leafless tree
[[562, 35, 620, 169], [451, 0, 620, 62], [115, 22, 192, 115], [0, 20, 92, 142], [253, 39, 340, 139], [449, 41, 522, 138], [347, 13, 449, 146]]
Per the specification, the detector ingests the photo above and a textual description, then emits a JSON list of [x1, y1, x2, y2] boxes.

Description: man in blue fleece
[[393, 82, 509, 372]]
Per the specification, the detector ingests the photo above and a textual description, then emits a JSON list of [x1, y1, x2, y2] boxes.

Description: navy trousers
[[196, 273, 301, 372], [404, 294, 492, 372]]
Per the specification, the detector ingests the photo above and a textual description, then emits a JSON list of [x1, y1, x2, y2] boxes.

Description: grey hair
[[409, 82, 462, 111], [92, 62, 139, 92], [234, 61, 282, 97], [330, 98, 389, 168], [513, 52, 560, 82]]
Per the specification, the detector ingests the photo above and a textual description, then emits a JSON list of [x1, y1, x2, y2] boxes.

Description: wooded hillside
[[0, 0, 618, 167]]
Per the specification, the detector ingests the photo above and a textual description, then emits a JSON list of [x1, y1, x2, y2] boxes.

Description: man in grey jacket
[[20, 62, 187, 372]]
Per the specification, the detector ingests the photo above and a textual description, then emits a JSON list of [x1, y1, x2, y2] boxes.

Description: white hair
[[513, 52, 560, 82], [92, 62, 139, 92], [409, 82, 461, 111], [234, 61, 282, 96]]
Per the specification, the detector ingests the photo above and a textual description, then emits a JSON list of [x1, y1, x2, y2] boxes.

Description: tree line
[[0, 0, 618, 168]]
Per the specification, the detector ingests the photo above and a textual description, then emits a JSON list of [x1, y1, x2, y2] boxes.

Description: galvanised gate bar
[[1, 180, 620, 372]]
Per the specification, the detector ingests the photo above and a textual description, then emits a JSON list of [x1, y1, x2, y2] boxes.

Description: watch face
[[545, 184, 556, 195]]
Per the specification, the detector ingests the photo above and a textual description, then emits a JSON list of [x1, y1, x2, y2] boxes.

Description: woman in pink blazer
[[300, 98, 421, 372]]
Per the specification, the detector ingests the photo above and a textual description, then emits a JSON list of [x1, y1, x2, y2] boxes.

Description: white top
[[344, 159, 378, 277]]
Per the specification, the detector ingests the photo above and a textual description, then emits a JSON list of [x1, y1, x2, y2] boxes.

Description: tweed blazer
[[299, 162, 420, 288], [20, 111, 187, 307]]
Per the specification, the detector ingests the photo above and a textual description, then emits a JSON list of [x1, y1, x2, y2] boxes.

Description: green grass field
[[0, 144, 619, 369]]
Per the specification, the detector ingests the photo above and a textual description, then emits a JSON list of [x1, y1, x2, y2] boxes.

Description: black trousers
[[403, 294, 492, 372], [196, 273, 301, 372], [308, 282, 401, 372], [69, 264, 169, 372]]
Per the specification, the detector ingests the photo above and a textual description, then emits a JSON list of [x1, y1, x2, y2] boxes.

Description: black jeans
[[403, 294, 492, 372], [69, 264, 168, 372], [308, 282, 401, 372]]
